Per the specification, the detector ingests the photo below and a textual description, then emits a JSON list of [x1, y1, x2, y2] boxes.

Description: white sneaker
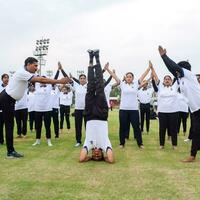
[[184, 138, 191, 143], [47, 139, 53, 147], [74, 143, 81, 147], [32, 139, 41, 146]]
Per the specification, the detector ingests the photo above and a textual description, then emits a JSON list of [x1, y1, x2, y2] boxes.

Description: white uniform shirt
[[59, 91, 73, 106], [177, 93, 189, 113], [34, 83, 52, 112], [27, 92, 35, 112], [15, 90, 28, 110], [157, 82, 179, 113], [6, 67, 34, 100], [138, 88, 153, 104], [120, 81, 139, 110], [50, 87, 60, 109], [83, 120, 112, 152], [179, 69, 200, 113], [73, 82, 87, 110], [104, 84, 112, 108]]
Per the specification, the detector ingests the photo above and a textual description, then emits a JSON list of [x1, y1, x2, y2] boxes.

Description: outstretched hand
[[158, 46, 167, 56], [58, 62, 62, 70], [60, 77, 69, 84]]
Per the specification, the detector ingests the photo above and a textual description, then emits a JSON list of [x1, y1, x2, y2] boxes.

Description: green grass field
[[0, 110, 199, 200]]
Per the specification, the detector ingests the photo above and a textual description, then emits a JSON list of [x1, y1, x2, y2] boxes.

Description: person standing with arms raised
[[158, 45, 200, 162]]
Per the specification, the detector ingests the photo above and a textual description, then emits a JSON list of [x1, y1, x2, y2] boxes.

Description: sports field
[[0, 110, 199, 200]]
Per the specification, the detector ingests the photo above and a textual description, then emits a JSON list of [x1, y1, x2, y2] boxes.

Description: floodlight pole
[[33, 38, 50, 76]]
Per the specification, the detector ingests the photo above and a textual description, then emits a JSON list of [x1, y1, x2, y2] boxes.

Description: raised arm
[[104, 62, 120, 87], [104, 76, 112, 87], [152, 78, 158, 92], [138, 62, 151, 84], [68, 73, 79, 84], [54, 66, 60, 80], [158, 46, 184, 77], [150, 61, 159, 84], [72, 77, 80, 84], [57, 62, 70, 78], [52, 65, 60, 86]]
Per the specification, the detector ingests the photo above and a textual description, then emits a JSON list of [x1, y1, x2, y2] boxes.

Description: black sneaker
[[7, 151, 24, 159], [87, 49, 93, 54], [93, 49, 99, 54]]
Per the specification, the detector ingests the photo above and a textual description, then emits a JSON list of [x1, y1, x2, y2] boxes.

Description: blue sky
[[1, 0, 200, 80]]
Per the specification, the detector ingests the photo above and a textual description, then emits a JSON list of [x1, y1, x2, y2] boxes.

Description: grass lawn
[[0, 109, 199, 200]]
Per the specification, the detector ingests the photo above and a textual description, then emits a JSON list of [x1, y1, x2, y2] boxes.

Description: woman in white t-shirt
[[58, 64, 87, 147], [118, 65, 151, 148], [70, 74, 87, 147], [49, 67, 61, 138], [59, 85, 73, 133], [32, 82, 53, 147], [151, 66, 179, 149]]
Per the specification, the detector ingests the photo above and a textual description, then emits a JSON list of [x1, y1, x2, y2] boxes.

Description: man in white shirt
[[0, 57, 69, 158], [79, 50, 114, 163], [138, 80, 153, 133], [159, 46, 200, 162]]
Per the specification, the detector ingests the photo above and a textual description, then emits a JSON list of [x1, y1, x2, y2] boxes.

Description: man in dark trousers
[[158, 45, 200, 162], [0, 57, 69, 158]]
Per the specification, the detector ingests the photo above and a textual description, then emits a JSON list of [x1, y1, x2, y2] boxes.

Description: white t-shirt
[[138, 88, 153, 104], [15, 90, 28, 110], [83, 120, 112, 153], [73, 82, 87, 110], [6, 67, 34, 100], [104, 84, 112, 108], [119, 81, 139, 110], [59, 91, 73, 106], [27, 92, 35, 112], [157, 82, 179, 113], [177, 93, 189, 113], [179, 69, 200, 113], [34, 83, 52, 112], [50, 87, 60, 109]]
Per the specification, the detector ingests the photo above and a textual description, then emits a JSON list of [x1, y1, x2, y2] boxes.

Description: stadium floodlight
[[33, 38, 50, 75]]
